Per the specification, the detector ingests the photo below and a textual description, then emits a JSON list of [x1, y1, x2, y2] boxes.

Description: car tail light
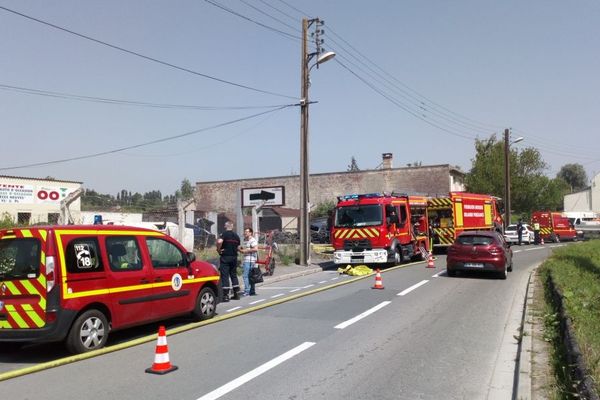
[[46, 255, 56, 292], [488, 246, 502, 256]]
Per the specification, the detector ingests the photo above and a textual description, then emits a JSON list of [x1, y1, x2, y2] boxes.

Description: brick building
[[195, 154, 465, 232]]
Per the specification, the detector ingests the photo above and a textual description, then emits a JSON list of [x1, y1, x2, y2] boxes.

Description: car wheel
[[192, 286, 217, 321], [446, 268, 456, 277], [508, 260, 513, 272], [66, 309, 109, 354], [498, 263, 507, 280]]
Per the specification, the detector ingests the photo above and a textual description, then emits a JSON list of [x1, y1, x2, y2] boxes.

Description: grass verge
[[539, 240, 600, 399]]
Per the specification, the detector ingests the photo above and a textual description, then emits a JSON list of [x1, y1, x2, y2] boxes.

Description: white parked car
[[504, 223, 535, 245]]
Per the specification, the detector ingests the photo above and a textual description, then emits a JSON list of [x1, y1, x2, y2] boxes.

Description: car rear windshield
[[456, 235, 494, 246], [0, 238, 41, 279]]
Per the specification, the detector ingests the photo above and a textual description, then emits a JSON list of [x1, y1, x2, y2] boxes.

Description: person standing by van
[[239, 227, 259, 296], [517, 219, 524, 246], [216, 221, 241, 301]]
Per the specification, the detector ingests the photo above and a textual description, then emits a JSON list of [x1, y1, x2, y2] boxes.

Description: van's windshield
[[335, 205, 383, 227], [0, 238, 41, 279]]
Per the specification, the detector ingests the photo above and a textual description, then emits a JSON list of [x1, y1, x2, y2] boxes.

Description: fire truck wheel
[[192, 286, 217, 321], [66, 309, 109, 354], [391, 246, 402, 265], [554, 235, 560, 243]]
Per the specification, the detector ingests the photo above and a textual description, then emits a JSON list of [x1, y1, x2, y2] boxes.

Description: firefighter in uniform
[[216, 221, 241, 301], [533, 221, 541, 245]]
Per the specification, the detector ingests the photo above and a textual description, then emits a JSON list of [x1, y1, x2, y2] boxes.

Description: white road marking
[[249, 299, 266, 305], [524, 247, 544, 252], [330, 277, 339, 281], [302, 284, 315, 289], [318, 280, 328, 284], [334, 301, 391, 330], [197, 342, 316, 400], [397, 280, 429, 296], [270, 293, 285, 299], [260, 286, 303, 290], [226, 306, 242, 312], [289, 288, 301, 293], [432, 270, 446, 278]]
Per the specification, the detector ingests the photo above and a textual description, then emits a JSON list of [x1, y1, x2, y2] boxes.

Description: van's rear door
[[0, 228, 47, 330]]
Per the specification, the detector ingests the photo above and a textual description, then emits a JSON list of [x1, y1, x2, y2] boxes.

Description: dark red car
[[446, 230, 513, 279]]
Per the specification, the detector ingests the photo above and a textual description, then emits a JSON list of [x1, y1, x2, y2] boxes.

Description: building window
[[17, 213, 31, 225], [48, 213, 60, 224]]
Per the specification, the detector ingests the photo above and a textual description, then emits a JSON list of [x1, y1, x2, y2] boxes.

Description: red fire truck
[[531, 211, 577, 242], [427, 192, 503, 247], [331, 193, 430, 265]]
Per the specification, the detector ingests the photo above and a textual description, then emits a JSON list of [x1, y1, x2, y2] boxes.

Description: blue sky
[[1, 0, 599, 196]]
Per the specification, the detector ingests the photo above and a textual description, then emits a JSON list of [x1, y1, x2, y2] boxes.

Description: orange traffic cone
[[426, 253, 435, 268], [540, 236, 544, 245], [145, 326, 178, 375], [372, 269, 384, 289]]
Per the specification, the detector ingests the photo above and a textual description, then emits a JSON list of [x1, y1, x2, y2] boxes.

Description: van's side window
[[106, 236, 142, 271], [65, 238, 103, 273], [146, 238, 185, 268]]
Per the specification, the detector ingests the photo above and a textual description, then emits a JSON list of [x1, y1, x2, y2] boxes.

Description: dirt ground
[[529, 269, 557, 399]]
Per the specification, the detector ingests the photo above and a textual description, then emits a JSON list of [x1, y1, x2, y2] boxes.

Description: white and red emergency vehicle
[[331, 193, 430, 265], [427, 192, 503, 247]]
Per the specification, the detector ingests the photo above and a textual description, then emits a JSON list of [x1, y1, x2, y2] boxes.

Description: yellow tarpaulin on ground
[[337, 265, 373, 276]]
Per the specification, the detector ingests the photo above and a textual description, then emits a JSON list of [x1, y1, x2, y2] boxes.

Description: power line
[[0, 5, 297, 99], [0, 83, 290, 110], [204, 0, 301, 40], [0, 104, 296, 171], [238, 0, 300, 33]]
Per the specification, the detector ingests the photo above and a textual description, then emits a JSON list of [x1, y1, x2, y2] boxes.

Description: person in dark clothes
[[216, 221, 241, 301]]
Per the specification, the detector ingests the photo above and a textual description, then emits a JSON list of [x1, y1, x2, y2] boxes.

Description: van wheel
[[192, 287, 217, 321], [66, 310, 109, 354]]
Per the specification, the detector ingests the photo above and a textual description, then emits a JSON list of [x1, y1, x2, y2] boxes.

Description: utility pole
[[299, 18, 309, 266], [299, 17, 334, 266], [504, 128, 511, 229]]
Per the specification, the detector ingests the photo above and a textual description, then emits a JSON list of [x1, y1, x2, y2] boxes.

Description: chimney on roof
[[382, 153, 393, 169]]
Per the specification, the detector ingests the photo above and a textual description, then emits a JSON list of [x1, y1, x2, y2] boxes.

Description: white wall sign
[[0, 184, 34, 204], [241, 186, 285, 207]]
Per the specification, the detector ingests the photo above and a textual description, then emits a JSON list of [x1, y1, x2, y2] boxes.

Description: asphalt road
[[0, 243, 567, 399]]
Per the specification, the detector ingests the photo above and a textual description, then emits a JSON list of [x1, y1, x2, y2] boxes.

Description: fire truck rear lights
[[46, 256, 56, 292]]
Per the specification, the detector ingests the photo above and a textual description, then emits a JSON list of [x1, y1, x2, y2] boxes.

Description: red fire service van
[[531, 211, 577, 242], [331, 193, 430, 265], [0, 225, 221, 353], [427, 192, 503, 248]]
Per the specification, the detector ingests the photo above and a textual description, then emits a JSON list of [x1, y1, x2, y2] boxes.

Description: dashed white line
[[318, 280, 327, 284], [330, 277, 339, 281], [289, 288, 301, 293], [397, 280, 429, 296], [197, 342, 316, 400], [226, 306, 242, 312], [334, 301, 391, 330], [302, 284, 315, 289], [270, 293, 285, 299], [249, 299, 266, 305], [432, 270, 445, 278]]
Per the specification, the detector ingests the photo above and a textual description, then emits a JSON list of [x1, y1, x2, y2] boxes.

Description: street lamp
[[503, 128, 524, 229], [299, 18, 335, 266]]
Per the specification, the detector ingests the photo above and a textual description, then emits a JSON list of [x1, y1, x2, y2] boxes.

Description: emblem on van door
[[1, 283, 6, 294]]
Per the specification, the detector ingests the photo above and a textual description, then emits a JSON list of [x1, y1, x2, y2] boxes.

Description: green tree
[[465, 133, 568, 218], [312, 200, 336, 218], [179, 178, 195, 200], [557, 163, 588, 192], [347, 156, 360, 172]]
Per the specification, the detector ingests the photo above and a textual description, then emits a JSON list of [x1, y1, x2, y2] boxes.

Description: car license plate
[[464, 263, 484, 268]]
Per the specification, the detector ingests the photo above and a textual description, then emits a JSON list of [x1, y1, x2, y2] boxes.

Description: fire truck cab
[[331, 193, 430, 265]]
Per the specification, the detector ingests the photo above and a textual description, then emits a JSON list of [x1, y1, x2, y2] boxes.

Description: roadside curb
[[258, 265, 326, 286], [516, 269, 536, 399]]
